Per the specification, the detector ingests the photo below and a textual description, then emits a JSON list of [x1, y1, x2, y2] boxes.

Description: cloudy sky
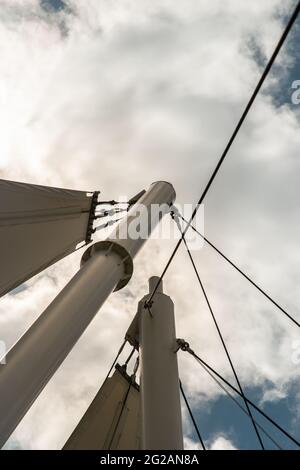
[[0, 0, 300, 450]]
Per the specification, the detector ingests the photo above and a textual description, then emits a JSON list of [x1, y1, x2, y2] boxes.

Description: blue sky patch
[[40, 0, 66, 13], [185, 381, 300, 450]]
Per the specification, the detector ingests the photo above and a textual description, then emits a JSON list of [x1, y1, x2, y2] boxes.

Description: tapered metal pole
[[0, 181, 175, 448], [139, 277, 183, 450]]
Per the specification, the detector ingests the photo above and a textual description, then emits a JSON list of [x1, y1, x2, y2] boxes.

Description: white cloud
[[184, 434, 237, 451], [0, 0, 299, 449], [260, 387, 287, 405], [184, 437, 203, 451], [209, 435, 237, 450]]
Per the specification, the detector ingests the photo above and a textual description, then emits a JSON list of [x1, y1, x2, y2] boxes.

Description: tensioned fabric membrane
[[64, 364, 141, 450], [0, 178, 96, 298]]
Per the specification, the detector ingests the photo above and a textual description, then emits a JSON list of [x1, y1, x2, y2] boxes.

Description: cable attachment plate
[[175, 338, 193, 354], [143, 300, 153, 317]]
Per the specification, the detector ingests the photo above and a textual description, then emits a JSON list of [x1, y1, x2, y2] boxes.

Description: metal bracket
[[174, 338, 193, 354], [85, 191, 100, 243], [81, 240, 134, 291]]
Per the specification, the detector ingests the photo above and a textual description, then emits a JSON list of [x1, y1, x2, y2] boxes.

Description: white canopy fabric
[[0, 179, 95, 298], [64, 365, 141, 450]]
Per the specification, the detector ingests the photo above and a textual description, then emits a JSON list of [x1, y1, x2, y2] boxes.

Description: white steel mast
[[139, 276, 183, 449], [0, 181, 175, 448]]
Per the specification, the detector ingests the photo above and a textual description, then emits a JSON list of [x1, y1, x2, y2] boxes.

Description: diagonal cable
[[179, 380, 206, 450], [107, 356, 139, 450], [173, 216, 265, 449], [93, 216, 124, 233], [175, 211, 300, 328], [104, 340, 127, 382], [198, 359, 282, 449], [107, 379, 132, 450], [147, 2, 300, 305], [177, 341, 300, 448]]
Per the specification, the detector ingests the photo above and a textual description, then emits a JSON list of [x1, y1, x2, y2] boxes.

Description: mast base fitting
[[81, 241, 134, 291]]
